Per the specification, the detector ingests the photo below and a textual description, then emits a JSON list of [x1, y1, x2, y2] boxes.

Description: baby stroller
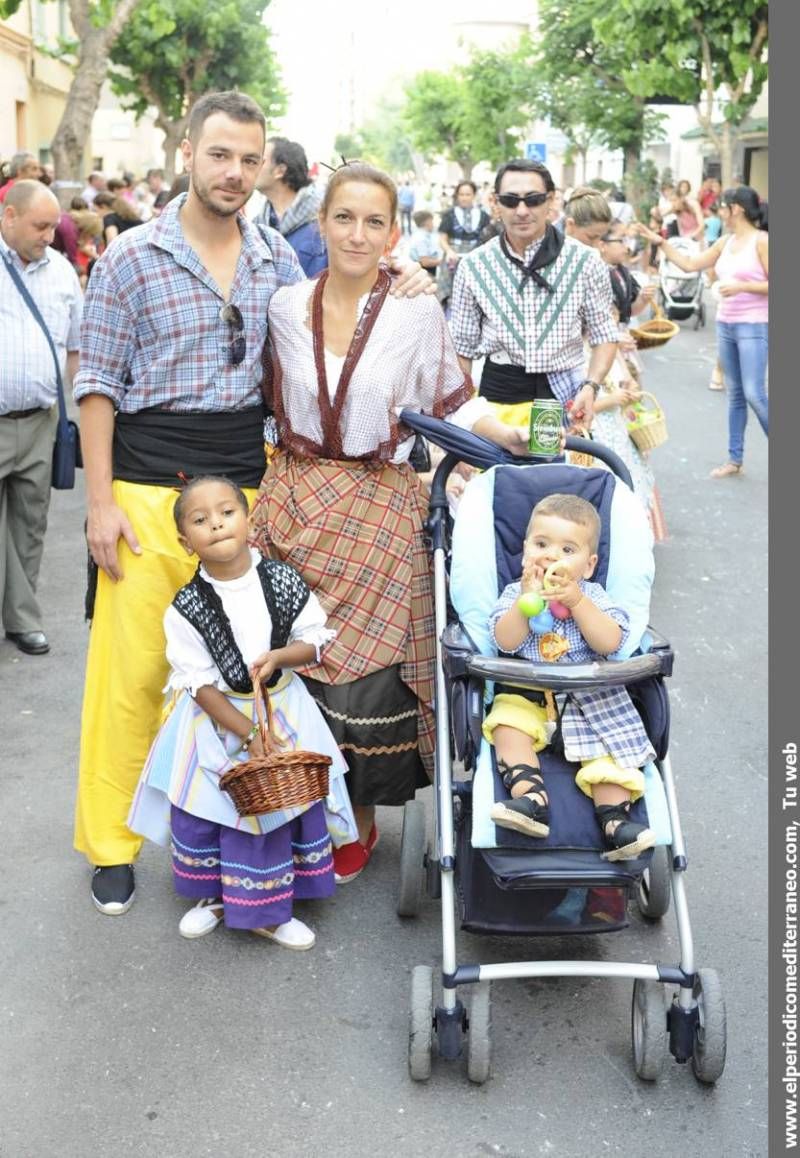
[[658, 237, 706, 329], [397, 411, 726, 1086]]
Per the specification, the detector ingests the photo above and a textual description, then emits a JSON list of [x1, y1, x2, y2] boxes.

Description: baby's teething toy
[[518, 561, 573, 633]]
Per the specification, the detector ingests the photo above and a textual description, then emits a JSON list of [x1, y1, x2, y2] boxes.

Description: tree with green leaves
[[109, 0, 285, 180], [0, 0, 143, 181], [402, 36, 538, 177], [334, 99, 415, 176], [595, 0, 768, 187], [402, 70, 476, 178], [534, 0, 666, 187]]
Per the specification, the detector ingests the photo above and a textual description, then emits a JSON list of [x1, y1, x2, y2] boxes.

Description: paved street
[[1, 305, 767, 1158]]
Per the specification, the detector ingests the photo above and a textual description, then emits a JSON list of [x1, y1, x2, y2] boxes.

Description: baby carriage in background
[[397, 411, 727, 1086], [658, 236, 706, 329]]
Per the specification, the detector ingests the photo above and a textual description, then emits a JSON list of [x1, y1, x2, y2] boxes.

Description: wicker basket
[[566, 424, 596, 468], [219, 686, 331, 816], [626, 391, 668, 451], [630, 304, 680, 350]]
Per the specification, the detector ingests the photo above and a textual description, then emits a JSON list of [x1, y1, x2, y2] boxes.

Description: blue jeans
[[716, 320, 768, 465]]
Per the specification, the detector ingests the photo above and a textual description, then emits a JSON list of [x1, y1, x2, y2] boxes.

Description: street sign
[[524, 142, 548, 164]]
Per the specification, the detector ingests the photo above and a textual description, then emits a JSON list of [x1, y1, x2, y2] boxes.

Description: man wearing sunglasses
[[450, 159, 618, 431]]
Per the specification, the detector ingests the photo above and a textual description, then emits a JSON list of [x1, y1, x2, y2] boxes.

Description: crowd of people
[[0, 93, 768, 948]]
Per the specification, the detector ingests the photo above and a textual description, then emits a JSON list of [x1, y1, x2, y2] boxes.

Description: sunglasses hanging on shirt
[[496, 191, 550, 209], [220, 303, 246, 366]]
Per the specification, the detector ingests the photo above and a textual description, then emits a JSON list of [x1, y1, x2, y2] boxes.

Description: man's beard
[[190, 173, 246, 218]]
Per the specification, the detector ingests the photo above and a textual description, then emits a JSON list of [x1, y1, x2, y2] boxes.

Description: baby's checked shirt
[[490, 579, 655, 769]]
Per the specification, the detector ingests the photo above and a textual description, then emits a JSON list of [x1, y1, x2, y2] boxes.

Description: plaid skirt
[[250, 452, 436, 800]]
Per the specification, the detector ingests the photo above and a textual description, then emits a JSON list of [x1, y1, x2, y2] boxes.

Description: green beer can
[[528, 399, 564, 455]]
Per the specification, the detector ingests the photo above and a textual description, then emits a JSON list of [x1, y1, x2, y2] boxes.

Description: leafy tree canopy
[[109, 0, 285, 151], [402, 36, 539, 176], [595, 0, 768, 126]]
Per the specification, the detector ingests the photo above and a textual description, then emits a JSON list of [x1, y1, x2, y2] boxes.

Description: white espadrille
[[251, 917, 315, 951], [178, 897, 224, 940]]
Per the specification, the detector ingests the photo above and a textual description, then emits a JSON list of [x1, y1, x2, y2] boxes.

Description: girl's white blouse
[[162, 549, 335, 696]]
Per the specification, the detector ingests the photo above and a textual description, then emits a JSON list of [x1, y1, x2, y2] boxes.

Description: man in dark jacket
[[253, 137, 326, 276]]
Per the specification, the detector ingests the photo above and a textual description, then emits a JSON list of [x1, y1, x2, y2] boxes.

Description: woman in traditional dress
[[250, 163, 527, 882], [436, 180, 490, 310]]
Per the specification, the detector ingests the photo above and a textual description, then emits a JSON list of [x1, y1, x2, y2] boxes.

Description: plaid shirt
[[0, 237, 82, 412], [450, 234, 617, 391], [73, 194, 304, 413], [490, 579, 654, 768]]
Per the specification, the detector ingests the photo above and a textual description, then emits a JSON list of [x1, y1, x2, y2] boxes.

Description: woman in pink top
[[637, 186, 768, 478]]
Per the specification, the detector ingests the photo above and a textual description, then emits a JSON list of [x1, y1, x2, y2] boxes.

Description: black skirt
[[301, 665, 428, 806]]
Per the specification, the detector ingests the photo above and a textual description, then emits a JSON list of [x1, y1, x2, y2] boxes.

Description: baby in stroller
[[483, 493, 656, 862]]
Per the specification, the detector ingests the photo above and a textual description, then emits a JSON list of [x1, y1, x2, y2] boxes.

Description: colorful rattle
[[517, 561, 573, 632]]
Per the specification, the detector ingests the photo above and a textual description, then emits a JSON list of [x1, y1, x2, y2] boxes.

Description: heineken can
[[528, 399, 564, 455]]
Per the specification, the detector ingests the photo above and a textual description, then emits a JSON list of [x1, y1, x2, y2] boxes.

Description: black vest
[[172, 557, 310, 692]]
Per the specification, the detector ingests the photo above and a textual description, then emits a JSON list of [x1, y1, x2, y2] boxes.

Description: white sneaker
[[178, 897, 224, 939], [251, 917, 315, 951]]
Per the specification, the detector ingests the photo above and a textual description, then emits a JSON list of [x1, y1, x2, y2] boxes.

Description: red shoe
[[585, 887, 627, 924], [333, 824, 379, 884]]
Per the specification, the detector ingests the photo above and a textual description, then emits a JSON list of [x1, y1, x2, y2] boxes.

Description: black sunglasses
[[220, 303, 246, 366], [496, 191, 550, 209]]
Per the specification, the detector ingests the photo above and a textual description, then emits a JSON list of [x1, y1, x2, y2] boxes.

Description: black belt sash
[[113, 407, 266, 488], [478, 359, 556, 405]]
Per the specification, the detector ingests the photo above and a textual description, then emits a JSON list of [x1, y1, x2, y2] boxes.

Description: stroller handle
[[398, 409, 633, 490], [467, 651, 666, 691]]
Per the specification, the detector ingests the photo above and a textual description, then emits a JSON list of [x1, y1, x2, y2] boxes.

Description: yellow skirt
[[73, 479, 257, 866]]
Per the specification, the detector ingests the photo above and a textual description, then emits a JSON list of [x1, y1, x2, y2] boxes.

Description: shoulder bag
[[2, 253, 82, 489]]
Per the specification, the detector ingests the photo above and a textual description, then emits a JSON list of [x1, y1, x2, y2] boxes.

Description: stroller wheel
[[467, 982, 492, 1084], [636, 845, 671, 921], [409, 965, 434, 1081], [691, 968, 727, 1084], [631, 979, 667, 1081], [397, 799, 427, 918]]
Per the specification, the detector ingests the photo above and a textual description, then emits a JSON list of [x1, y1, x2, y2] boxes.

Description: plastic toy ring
[[543, 562, 571, 592]]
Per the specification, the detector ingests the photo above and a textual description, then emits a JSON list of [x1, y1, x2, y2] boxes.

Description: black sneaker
[[91, 864, 135, 915]]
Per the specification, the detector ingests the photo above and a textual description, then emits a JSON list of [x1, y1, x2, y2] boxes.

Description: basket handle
[[253, 681, 286, 753], [652, 301, 665, 321], [635, 391, 661, 412]]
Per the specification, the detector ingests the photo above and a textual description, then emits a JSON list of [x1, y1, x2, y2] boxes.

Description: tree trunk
[[158, 118, 187, 184], [623, 144, 640, 182], [719, 122, 735, 189], [50, 0, 142, 184], [580, 149, 588, 184]]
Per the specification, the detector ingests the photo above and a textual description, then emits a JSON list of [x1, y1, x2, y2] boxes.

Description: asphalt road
[[1, 301, 767, 1158]]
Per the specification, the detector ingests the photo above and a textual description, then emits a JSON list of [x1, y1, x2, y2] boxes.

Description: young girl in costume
[[591, 225, 668, 542], [128, 475, 354, 949]]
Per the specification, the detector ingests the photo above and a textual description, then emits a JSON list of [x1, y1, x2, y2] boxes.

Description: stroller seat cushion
[[471, 738, 671, 851]]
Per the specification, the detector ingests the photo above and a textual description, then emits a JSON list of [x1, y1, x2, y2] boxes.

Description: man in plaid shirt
[[72, 91, 310, 916], [450, 159, 618, 429]]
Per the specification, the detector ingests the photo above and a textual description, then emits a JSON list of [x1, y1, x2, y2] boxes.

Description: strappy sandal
[[490, 763, 550, 838], [710, 462, 743, 478], [708, 369, 724, 391], [595, 803, 655, 862]]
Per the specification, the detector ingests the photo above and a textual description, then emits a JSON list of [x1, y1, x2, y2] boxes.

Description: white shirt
[[0, 237, 83, 413], [163, 549, 335, 696], [321, 341, 490, 465]]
